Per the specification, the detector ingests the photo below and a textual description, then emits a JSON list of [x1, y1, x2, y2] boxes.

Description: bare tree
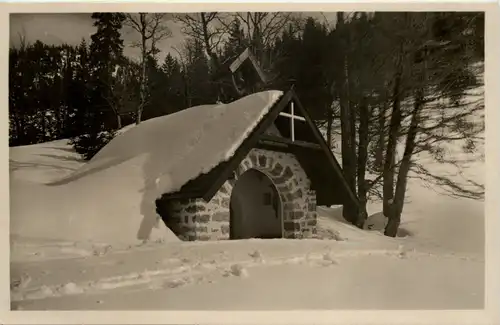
[[124, 13, 171, 124], [174, 12, 299, 101], [174, 13, 232, 100], [379, 14, 485, 236], [174, 13, 226, 71], [336, 12, 358, 223], [230, 12, 297, 51], [218, 12, 301, 85], [17, 27, 28, 50]]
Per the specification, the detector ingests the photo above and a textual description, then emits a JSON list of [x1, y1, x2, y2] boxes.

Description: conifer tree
[[71, 13, 126, 160]]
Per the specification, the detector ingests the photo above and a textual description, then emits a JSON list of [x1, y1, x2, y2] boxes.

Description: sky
[[9, 13, 184, 61], [9, 12, 336, 62]]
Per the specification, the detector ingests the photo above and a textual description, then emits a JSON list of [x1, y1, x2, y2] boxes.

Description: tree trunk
[[326, 103, 333, 149], [356, 96, 370, 228], [137, 14, 147, 125], [339, 63, 356, 223], [200, 13, 219, 70], [374, 98, 388, 172], [200, 13, 224, 99], [349, 98, 357, 166], [137, 53, 146, 124], [382, 52, 404, 223], [117, 114, 122, 129], [337, 12, 357, 223], [385, 89, 423, 237]]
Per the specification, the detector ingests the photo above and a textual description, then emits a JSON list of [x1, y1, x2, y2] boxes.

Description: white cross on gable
[[278, 102, 306, 142]]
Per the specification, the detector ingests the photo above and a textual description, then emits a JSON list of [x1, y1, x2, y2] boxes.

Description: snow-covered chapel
[[155, 89, 359, 241]]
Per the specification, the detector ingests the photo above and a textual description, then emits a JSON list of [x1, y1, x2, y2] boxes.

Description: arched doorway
[[229, 169, 283, 239]]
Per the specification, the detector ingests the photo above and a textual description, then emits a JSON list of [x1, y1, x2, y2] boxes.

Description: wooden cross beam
[[279, 101, 306, 142]]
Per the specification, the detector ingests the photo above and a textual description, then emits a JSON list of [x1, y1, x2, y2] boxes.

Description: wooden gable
[[161, 89, 359, 209]]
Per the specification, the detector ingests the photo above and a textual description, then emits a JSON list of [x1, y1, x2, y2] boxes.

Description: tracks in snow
[[11, 243, 481, 303]]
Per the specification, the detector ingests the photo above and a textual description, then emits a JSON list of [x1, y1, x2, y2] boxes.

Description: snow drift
[[10, 91, 283, 246]]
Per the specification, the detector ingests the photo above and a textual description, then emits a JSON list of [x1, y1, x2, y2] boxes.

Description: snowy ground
[[10, 237, 483, 310], [9, 135, 485, 310]]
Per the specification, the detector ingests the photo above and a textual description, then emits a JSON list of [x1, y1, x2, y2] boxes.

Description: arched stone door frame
[[162, 148, 317, 241], [223, 148, 316, 239], [229, 168, 284, 239]]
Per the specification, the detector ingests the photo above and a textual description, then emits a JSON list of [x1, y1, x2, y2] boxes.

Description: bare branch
[[411, 163, 484, 200], [123, 13, 171, 124]]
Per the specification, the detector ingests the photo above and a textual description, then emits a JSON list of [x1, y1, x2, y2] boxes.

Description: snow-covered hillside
[[9, 88, 485, 311]]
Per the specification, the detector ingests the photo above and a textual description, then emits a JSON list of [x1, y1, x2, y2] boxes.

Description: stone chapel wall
[[158, 148, 317, 241]]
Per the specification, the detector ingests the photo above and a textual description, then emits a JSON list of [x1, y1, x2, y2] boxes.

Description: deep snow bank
[[10, 91, 283, 247], [10, 140, 179, 246]]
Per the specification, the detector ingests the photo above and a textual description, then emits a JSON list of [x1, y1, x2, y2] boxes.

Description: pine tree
[[69, 39, 104, 160], [71, 13, 126, 160], [90, 12, 126, 129], [161, 54, 185, 112], [295, 18, 335, 120], [142, 55, 171, 120], [181, 38, 216, 106]]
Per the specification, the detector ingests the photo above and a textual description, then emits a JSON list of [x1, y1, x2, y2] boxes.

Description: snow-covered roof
[[9, 91, 284, 246], [54, 90, 284, 198]]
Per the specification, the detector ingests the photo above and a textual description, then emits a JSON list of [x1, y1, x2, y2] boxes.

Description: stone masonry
[[158, 148, 317, 241]]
